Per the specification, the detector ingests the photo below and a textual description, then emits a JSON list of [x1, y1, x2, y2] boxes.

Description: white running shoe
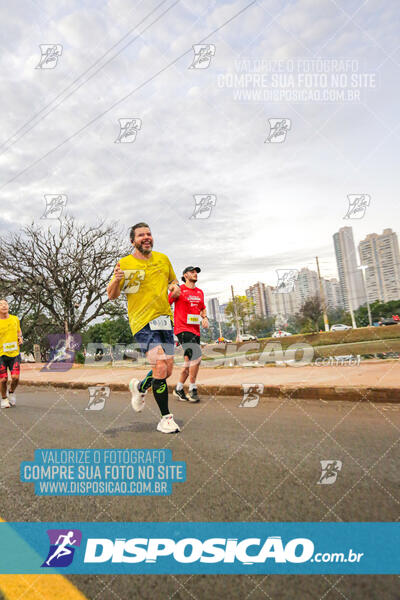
[[1, 399, 11, 409], [129, 378, 146, 413], [8, 393, 16, 407], [157, 414, 180, 434]]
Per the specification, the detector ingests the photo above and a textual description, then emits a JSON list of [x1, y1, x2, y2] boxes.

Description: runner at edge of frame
[[0, 299, 23, 408]]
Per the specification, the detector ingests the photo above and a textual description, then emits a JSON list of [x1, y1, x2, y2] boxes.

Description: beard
[[135, 240, 153, 255]]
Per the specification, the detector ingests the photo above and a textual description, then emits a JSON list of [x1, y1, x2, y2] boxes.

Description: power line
[[0, 0, 176, 157], [1, 0, 257, 191]]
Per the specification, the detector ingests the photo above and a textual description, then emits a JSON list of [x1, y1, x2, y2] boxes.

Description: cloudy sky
[[0, 0, 399, 303]]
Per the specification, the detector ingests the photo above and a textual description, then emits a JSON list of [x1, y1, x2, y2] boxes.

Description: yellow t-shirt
[[111, 251, 177, 336], [0, 315, 21, 357]]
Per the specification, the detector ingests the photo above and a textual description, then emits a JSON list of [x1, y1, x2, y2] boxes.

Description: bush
[[258, 324, 400, 350], [75, 351, 85, 364]]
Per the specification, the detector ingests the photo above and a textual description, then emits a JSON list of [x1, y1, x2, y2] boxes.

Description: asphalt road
[[0, 387, 399, 599]]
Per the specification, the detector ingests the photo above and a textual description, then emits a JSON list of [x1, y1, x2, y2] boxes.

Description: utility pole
[[359, 265, 372, 327], [316, 257, 330, 332], [217, 310, 223, 338], [346, 284, 357, 329], [349, 305, 357, 329], [231, 285, 242, 342]]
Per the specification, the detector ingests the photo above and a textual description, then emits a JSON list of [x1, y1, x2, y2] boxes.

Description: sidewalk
[[19, 361, 400, 402]]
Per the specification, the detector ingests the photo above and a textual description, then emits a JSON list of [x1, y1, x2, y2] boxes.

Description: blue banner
[[0, 522, 398, 574]]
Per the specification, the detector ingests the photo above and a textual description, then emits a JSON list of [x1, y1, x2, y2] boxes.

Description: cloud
[[0, 0, 398, 303]]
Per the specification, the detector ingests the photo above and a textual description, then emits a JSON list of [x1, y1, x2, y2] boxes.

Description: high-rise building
[[322, 278, 344, 310], [296, 268, 320, 306], [219, 303, 229, 323], [265, 285, 298, 318], [358, 228, 400, 302], [245, 282, 268, 317], [207, 298, 220, 321], [333, 226, 366, 311]]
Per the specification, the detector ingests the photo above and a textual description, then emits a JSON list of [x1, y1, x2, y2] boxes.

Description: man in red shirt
[[169, 266, 208, 402]]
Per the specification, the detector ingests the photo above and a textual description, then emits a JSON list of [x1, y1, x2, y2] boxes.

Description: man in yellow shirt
[[107, 223, 181, 433], [0, 300, 23, 408]]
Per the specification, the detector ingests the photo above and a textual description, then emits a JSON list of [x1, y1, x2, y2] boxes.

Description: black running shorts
[[177, 332, 201, 361], [0, 354, 21, 379]]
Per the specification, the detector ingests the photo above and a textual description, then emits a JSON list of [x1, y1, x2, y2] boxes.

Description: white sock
[[189, 383, 196, 391], [176, 382, 184, 391]]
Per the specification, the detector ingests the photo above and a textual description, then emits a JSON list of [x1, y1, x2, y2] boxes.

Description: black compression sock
[[152, 378, 169, 416], [139, 370, 153, 393]]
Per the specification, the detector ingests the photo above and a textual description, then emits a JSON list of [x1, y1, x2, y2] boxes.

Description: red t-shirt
[[168, 284, 206, 335]]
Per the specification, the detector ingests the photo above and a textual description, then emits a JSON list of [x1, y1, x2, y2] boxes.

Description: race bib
[[3, 342, 18, 353], [187, 314, 201, 325], [149, 316, 172, 331], [122, 269, 145, 294]]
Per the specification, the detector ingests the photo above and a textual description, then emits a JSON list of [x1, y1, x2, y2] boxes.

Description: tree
[[83, 317, 134, 346], [293, 296, 323, 332], [0, 217, 126, 340], [224, 296, 254, 334], [355, 299, 400, 325], [353, 304, 370, 327], [286, 314, 301, 334], [18, 313, 54, 356], [247, 316, 275, 338], [327, 307, 352, 327], [202, 319, 235, 342]]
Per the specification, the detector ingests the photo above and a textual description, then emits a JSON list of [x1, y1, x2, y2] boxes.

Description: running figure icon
[[45, 531, 77, 566]]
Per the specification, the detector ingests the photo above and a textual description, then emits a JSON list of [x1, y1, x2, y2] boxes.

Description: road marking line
[[0, 519, 88, 600], [0, 574, 88, 600]]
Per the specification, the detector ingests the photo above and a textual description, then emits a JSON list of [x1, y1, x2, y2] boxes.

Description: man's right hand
[[107, 262, 124, 300], [114, 262, 124, 281]]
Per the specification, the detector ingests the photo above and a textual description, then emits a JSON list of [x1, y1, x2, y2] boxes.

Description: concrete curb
[[19, 380, 400, 403]]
